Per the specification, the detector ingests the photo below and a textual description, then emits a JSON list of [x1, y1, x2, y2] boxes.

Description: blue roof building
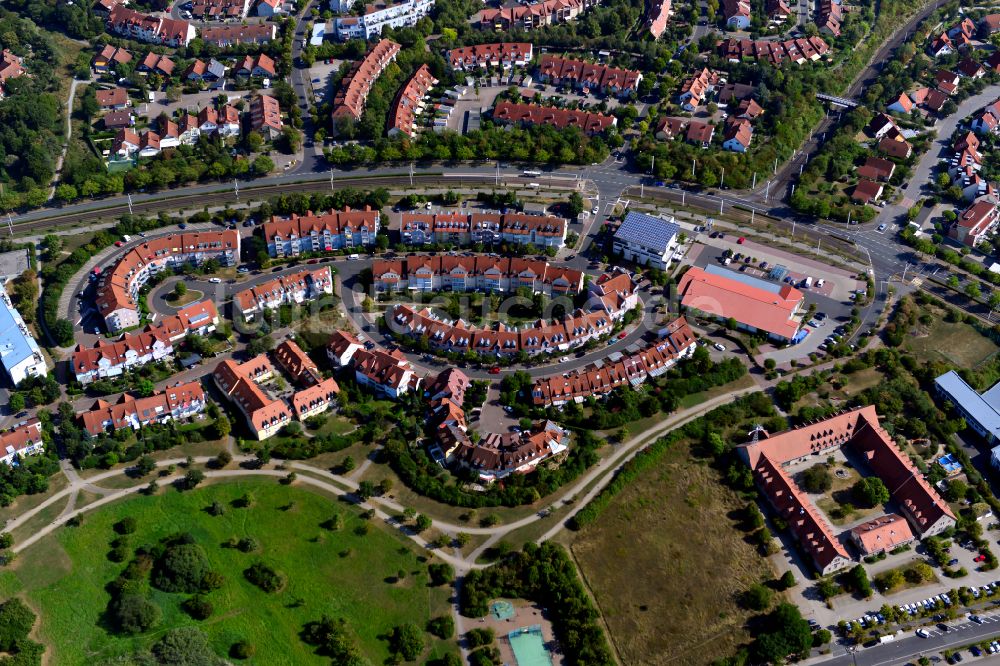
[[934, 370, 1000, 464], [612, 211, 681, 270], [0, 288, 46, 386]]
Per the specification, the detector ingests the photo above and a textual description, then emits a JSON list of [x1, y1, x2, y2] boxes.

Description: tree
[[153, 543, 211, 594], [848, 564, 872, 598], [173, 281, 187, 298], [52, 319, 74, 346], [388, 623, 424, 661], [230, 640, 255, 659], [135, 455, 156, 477], [301, 616, 365, 663], [357, 480, 375, 500], [744, 583, 773, 610], [780, 570, 796, 590], [414, 514, 432, 533], [215, 449, 232, 468], [752, 603, 813, 663], [7, 394, 24, 413], [252, 155, 274, 176], [801, 464, 832, 493], [428, 562, 454, 586], [114, 594, 161, 634], [0, 598, 35, 651], [214, 416, 231, 440], [183, 469, 205, 490], [427, 615, 454, 639], [853, 477, 889, 507], [567, 192, 585, 217], [152, 627, 222, 665]]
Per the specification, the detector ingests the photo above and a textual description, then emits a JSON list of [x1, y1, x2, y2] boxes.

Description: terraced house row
[[492, 101, 617, 135], [446, 42, 533, 70], [72, 300, 220, 384], [390, 304, 619, 356], [530, 316, 696, 406], [262, 207, 381, 256], [389, 64, 438, 137], [536, 55, 642, 98], [332, 39, 401, 123], [233, 266, 334, 321], [78, 381, 207, 437], [717, 36, 831, 66], [371, 255, 583, 294], [398, 211, 567, 247], [327, 331, 422, 399], [94, 230, 241, 332]]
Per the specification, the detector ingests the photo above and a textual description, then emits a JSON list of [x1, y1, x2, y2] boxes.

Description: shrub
[[200, 570, 225, 592], [244, 562, 285, 593], [780, 571, 796, 590], [113, 594, 161, 634], [114, 517, 138, 535], [300, 616, 364, 662], [182, 595, 213, 620], [236, 537, 260, 553], [152, 627, 222, 665], [743, 583, 773, 611], [230, 640, 256, 659], [466, 628, 495, 648]]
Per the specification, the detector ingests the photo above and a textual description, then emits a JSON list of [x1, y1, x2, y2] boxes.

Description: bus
[[522, 170, 542, 177]]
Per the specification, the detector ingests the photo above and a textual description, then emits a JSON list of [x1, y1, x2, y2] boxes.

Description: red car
[[617, 331, 627, 339], [115, 241, 124, 247], [737, 237, 746, 244], [975, 554, 987, 563], [489, 366, 500, 374], [307, 258, 319, 264]]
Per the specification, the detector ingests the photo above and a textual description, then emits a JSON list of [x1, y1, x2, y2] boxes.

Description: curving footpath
[[10, 384, 758, 570]]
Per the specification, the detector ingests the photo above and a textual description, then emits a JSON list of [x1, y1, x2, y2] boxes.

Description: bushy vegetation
[[462, 542, 614, 665]]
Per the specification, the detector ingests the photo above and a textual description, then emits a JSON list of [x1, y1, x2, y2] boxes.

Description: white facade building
[[0, 287, 47, 386]]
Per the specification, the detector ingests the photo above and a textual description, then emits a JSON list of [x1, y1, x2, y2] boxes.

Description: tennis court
[[507, 625, 553, 666]]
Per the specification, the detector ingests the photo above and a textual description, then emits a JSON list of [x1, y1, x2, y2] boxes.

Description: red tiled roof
[[332, 39, 401, 121], [492, 101, 616, 134], [678, 266, 802, 339]]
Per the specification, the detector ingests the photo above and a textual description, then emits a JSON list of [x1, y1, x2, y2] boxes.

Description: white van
[[802, 277, 813, 288], [348, 253, 360, 260]]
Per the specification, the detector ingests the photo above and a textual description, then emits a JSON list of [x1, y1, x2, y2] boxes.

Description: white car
[[713, 343, 726, 352], [916, 629, 929, 638], [591, 206, 599, 214], [209, 277, 222, 284]]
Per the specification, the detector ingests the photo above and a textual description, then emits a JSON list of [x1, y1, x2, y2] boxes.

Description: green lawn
[[0, 480, 457, 665]]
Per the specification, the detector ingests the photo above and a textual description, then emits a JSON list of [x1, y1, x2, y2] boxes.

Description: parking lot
[[306, 59, 345, 105]]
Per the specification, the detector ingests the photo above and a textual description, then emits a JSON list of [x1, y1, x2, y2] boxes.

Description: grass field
[[571, 440, 774, 665], [903, 316, 1000, 369], [0, 480, 457, 665]]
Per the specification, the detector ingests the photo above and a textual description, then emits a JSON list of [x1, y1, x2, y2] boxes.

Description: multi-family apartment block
[[0, 287, 47, 386], [331, 0, 435, 39], [232, 267, 334, 321], [262, 208, 381, 256], [398, 211, 567, 248], [94, 230, 240, 332], [106, 6, 196, 46], [200, 24, 277, 47], [326, 330, 420, 398], [72, 300, 220, 384], [717, 37, 830, 66], [737, 406, 956, 575], [78, 381, 207, 437], [476, 0, 599, 31], [213, 357, 290, 440], [372, 255, 583, 294]]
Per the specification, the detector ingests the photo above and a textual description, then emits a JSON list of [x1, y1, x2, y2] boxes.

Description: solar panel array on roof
[[614, 212, 680, 254], [704, 264, 782, 294]]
